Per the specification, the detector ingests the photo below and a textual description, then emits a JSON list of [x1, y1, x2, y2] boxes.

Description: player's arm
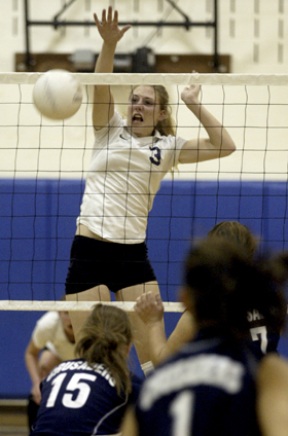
[[164, 309, 196, 357], [134, 292, 166, 366], [179, 83, 236, 164], [135, 293, 195, 365], [92, 7, 130, 130], [121, 406, 139, 436], [38, 349, 62, 380], [25, 339, 43, 404], [257, 353, 288, 436]]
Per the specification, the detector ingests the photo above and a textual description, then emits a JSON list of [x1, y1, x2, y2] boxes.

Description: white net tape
[[2, 72, 288, 86], [0, 300, 183, 312]]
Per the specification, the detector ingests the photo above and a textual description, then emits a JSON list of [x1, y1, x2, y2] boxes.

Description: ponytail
[[75, 304, 132, 396]]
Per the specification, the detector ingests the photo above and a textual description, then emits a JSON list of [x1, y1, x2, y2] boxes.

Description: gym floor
[[0, 400, 29, 436]]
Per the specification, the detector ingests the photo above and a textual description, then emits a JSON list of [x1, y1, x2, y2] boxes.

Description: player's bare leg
[[66, 285, 110, 341]]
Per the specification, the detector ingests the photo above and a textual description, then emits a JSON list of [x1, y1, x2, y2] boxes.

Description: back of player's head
[[75, 304, 132, 395], [183, 238, 287, 338], [208, 220, 258, 260]]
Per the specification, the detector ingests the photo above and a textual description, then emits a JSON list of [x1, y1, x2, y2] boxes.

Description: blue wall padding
[[1, 178, 288, 398]]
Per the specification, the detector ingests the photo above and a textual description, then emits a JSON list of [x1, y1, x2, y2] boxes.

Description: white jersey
[[32, 312, 75, 361], [77, 112, 187, 244]]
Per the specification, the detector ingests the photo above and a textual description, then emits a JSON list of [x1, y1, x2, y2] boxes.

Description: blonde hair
[[208, 221, 258, 260], [75, 304, 132, 396], [152, 85, 175, 136]]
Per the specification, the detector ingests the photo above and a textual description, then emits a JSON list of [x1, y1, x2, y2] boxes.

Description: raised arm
[[179, 83, 236, 163], [92, 7, 131, 129], [134, 292, 196, 366]]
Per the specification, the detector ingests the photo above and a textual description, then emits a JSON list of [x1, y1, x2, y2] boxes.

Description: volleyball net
[[1, 72, 288, 311]]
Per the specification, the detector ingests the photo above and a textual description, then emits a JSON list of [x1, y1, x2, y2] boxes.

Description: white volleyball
[[33, 69, 83, 120]]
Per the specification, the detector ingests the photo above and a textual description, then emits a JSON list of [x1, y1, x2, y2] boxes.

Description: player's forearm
[[189, 103, 236, 154], [95, 41, 117, 73], [146, 321, 170, 366], [92, 41, 116, 125], [25, 353, 41, 386], [93, 41, 116, 107]]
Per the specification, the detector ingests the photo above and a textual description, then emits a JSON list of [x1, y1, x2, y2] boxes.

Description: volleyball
[[32, 69, 83, 120]]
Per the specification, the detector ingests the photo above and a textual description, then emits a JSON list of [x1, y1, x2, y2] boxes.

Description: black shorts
[[65, 235, 157, 294]]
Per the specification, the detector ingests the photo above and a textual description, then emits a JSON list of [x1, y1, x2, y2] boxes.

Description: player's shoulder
[[258, 353, 288, 389], [259, 353, 288, 374], [36, 311, 60, 329], [94, 110, 123, 134]]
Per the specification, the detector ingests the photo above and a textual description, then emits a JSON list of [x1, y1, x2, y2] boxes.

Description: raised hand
[[134, 292, 164, 325], [181, 83, 202, 106], [93, 6, 131, 45]]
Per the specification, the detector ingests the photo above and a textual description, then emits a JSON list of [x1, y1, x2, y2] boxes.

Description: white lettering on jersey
[[140, 354, 244, 410], [47, 360, 115, 386], [247, 309, 263, 322]]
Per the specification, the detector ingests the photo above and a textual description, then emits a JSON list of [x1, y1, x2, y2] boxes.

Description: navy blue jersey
[[30, 359, 141, 436], [135, 330, 261, 436], [247, 308, 279, 355]]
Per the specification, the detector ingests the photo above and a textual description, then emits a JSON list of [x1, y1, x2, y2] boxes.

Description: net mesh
[[1, 72, 288, 311]]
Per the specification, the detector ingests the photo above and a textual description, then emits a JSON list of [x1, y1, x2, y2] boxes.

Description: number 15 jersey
[[30, 358, 141, 436]]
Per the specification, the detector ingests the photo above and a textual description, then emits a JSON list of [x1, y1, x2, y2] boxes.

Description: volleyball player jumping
[[65, 6, 236, 375]]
